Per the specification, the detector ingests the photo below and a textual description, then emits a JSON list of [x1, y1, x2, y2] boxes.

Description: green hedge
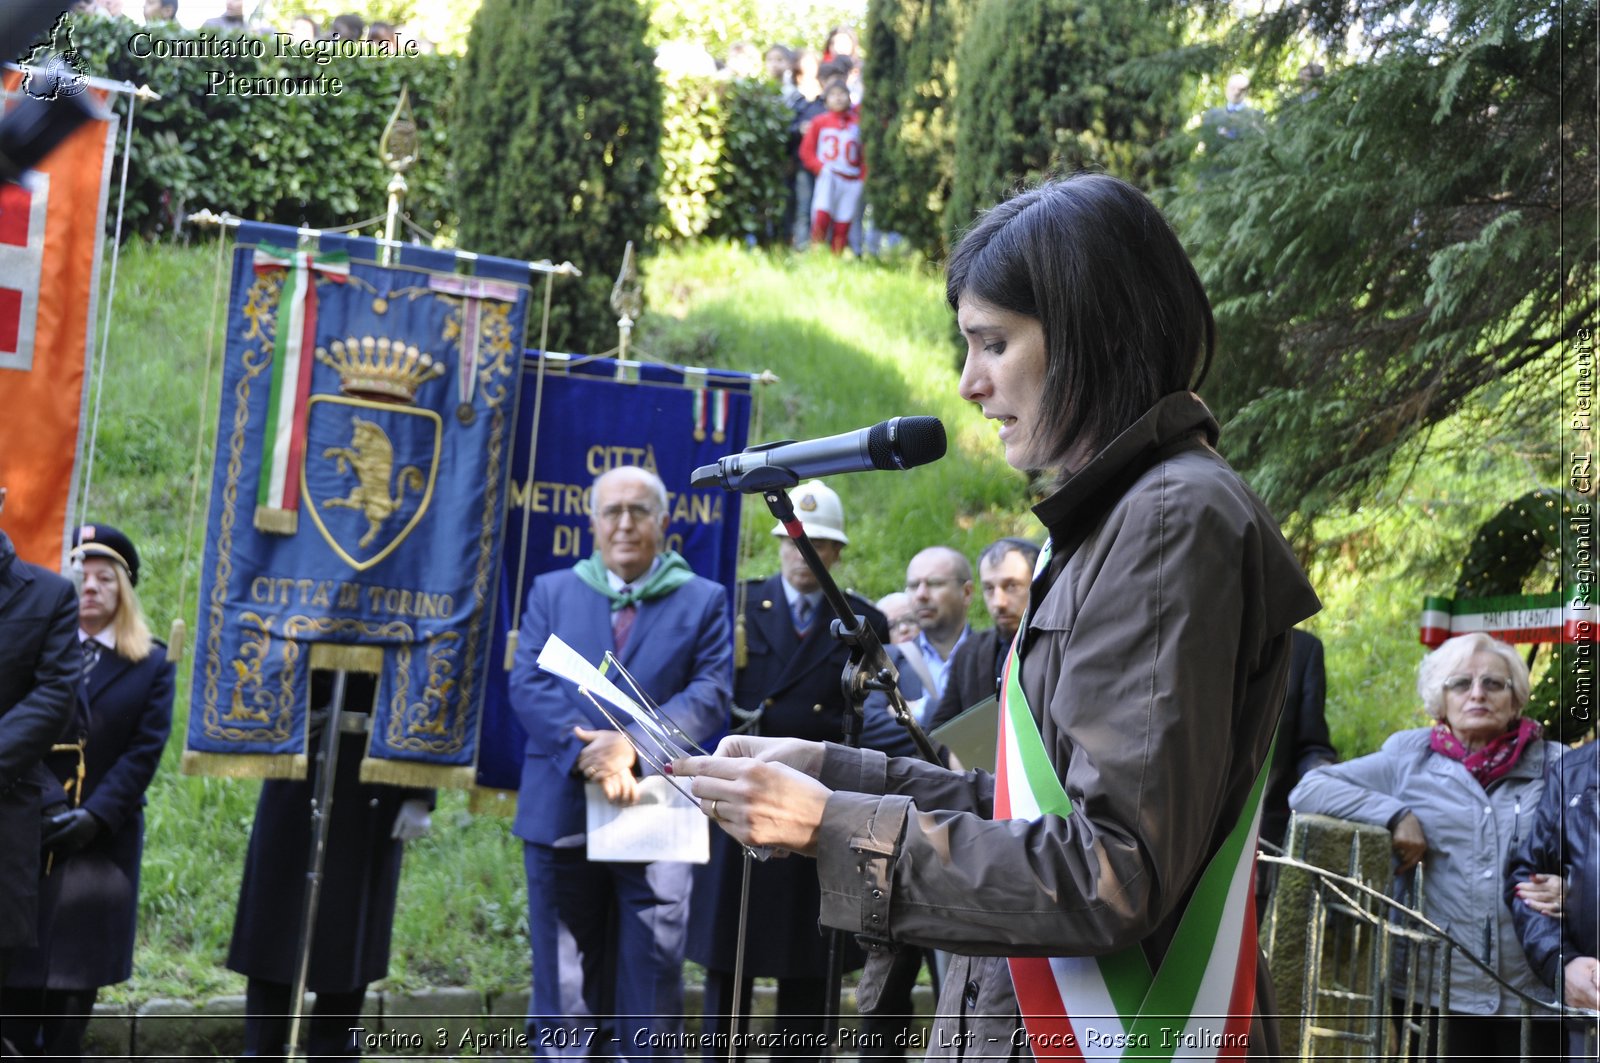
[[704, 77, 791, 244], [944, 0, 1190, 241], [656, 74, 792, 246], [64, 15, 459, 239]]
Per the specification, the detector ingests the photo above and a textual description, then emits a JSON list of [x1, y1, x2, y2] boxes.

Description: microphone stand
[[758, 484, 940, 1060]]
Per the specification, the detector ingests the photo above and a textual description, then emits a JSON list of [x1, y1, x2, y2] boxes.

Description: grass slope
[[639, 243, 1036, 597]]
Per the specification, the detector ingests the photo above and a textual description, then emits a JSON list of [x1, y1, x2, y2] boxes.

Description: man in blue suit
[[510, 465, 732, 1060]]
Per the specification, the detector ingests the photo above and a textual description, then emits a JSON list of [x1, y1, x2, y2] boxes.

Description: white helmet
[[770, 479, 848, 544]]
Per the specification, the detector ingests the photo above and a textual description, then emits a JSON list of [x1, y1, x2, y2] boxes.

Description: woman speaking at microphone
[[673, 173, 1319, 1059]]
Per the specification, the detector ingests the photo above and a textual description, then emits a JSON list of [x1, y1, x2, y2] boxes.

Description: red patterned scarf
[[1430, 716, 1542, 787]]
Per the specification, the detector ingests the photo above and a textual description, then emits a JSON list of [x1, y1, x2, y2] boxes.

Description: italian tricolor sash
[[251, 244, 349, 535], [995, 545, 1272, 1060]]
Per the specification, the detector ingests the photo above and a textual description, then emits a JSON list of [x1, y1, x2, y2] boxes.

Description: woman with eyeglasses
[[1289, 631, 1564, 1060]]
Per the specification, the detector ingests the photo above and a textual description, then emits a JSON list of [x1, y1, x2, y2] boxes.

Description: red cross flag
[[0, 75, 117, 568]]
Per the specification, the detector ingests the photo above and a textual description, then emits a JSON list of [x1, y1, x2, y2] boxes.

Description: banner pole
[[286, 670, 349, 1061], [185, 209, 580, 278], [503, 270, 560, 671]]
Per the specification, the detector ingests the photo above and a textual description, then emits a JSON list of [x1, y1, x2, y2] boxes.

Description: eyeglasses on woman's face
[[1442, 674, 1512, 696]]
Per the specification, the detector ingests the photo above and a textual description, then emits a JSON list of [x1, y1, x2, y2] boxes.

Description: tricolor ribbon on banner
[[428, 273, 520, 408], [690, 382, 729, 443], [1419, 590, 1597, 648], [251, 244, 349, 534], [995, 543, 1267, 1061]]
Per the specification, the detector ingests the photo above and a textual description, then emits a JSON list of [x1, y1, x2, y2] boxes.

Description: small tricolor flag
[[1419, 591, 1596, 648]]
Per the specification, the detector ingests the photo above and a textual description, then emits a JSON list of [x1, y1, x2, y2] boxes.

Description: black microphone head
[[868, 416, 946, 471]]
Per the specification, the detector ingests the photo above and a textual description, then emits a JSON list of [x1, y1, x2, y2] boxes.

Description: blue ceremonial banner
[[183, 222, 534, 788], [473, 353, 755, 799]]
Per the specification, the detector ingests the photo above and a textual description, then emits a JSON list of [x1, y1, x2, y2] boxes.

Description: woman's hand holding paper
[[671, 746, 831, 856]]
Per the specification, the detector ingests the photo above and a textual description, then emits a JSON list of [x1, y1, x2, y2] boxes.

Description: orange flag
[[0, 75, 117, 569]]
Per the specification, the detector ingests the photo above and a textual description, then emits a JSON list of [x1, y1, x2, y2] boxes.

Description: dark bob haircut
[[945, 173, 1215, 471]]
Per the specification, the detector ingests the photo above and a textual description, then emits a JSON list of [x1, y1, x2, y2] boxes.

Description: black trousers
[[0, 986, 95, 1058], [242, 977, 366, 1063]]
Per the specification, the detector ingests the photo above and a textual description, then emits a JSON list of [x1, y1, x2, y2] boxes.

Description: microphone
[[692, 416, 946, 492]]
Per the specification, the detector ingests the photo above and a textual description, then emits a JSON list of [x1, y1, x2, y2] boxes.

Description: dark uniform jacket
[[1507, 740, 1599, 994], [0, 532, 78, 952], [227, 673, 431, 992], [814, 394, 1319, 1057], [929, 628, 1006, 732], [1260, 629, 1335, 850], [6, 639, 173, 988], [686, 575, 917, 978]]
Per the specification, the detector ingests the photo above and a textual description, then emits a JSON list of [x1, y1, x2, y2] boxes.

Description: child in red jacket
[[799, 80, 864, 254]]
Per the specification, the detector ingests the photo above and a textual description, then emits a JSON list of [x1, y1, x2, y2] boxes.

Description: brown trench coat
[[814, 393, 1321, 1059]]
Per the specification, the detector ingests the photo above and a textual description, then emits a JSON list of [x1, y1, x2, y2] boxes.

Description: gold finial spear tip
[[610, 240, 643, 322], [379, 85, 418, 175]]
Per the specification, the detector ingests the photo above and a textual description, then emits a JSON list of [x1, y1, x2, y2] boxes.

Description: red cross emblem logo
[[0, 173, 47, 371]]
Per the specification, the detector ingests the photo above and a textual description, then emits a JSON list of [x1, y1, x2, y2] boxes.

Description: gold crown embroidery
[[317, 336, 444, 403]]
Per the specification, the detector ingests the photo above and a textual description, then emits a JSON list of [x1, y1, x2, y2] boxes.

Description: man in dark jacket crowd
[[929, 537, 1038, 732], [0, 487, 80, 1003], [1507, 738, 1599, 1059]]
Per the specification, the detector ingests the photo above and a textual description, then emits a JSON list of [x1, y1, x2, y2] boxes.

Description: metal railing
[[1259, 823, 1597, 1060]]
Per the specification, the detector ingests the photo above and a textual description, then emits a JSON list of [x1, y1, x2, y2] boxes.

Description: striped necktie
[[613, 590, 638, 651], [82, 639, 102, 684], [793, 595, 814, 636]]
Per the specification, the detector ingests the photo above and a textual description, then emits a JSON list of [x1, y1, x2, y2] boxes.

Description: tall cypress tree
[[453, 0, 661, 355], [862, 0, 975, 259], [943, 0, 1187, 241]]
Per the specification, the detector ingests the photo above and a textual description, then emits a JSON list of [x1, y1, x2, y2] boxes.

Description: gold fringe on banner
[[253, 507, 298, 535], [358, 758, 477, 790], [181, 751, 309, 780], [469, 786, 519, 817], [308, 642, 384, 673]]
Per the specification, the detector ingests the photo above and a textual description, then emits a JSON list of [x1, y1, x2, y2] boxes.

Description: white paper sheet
[[585, 777, 709, 863], [539, 634, 770, 862], [536, 634, 646, 724]]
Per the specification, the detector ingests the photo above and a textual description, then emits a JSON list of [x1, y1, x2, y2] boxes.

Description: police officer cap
[[770, 480, 848, 545], [72, 523, 140, 586]]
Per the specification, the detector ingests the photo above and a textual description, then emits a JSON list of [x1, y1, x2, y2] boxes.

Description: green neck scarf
[[573, 550, 695, 612]]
